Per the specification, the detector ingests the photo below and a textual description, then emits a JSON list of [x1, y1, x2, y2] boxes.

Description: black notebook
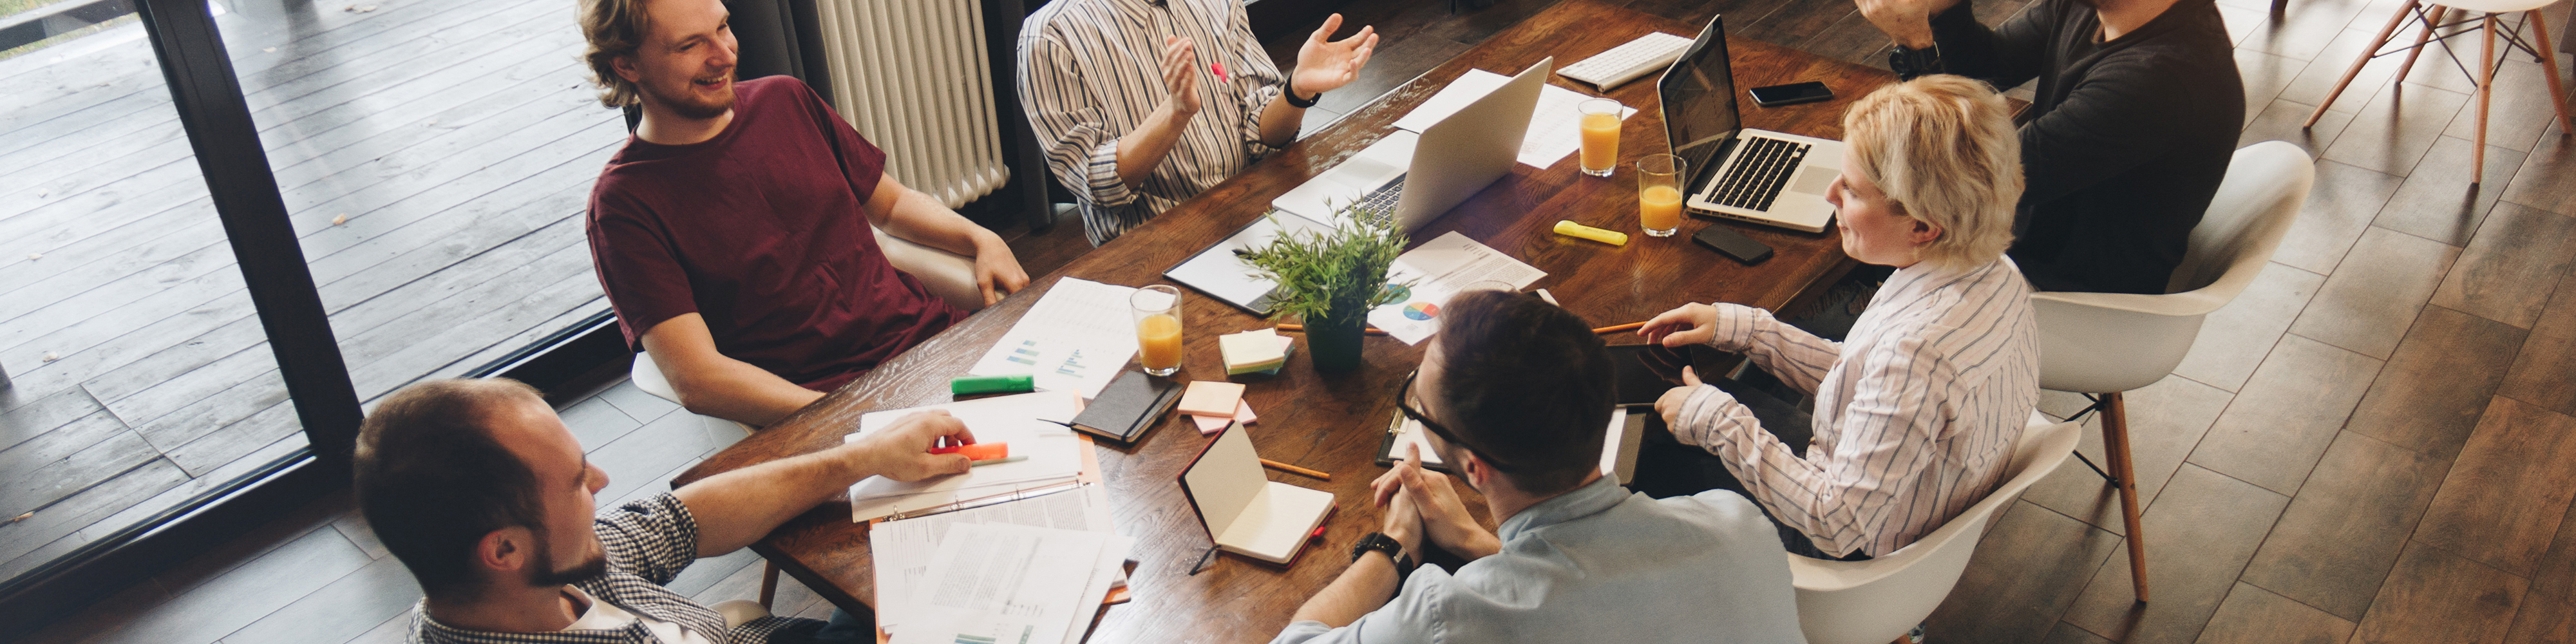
[[1066, 371, 1182, 443]]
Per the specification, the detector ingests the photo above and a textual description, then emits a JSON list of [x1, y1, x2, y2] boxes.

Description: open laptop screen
[[1658, 15, 1738, 186]]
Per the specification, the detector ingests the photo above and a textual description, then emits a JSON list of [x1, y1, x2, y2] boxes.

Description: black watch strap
[[1889, 43, 1944, 80], [1350, 532, 1416, 577], [1285, 88, 1323, 108]]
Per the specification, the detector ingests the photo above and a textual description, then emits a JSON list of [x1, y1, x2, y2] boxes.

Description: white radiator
[[811, 0, 1011, 208]]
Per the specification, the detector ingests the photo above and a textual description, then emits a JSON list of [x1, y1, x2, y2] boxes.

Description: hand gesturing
[[1291, 14, 1378, 100]]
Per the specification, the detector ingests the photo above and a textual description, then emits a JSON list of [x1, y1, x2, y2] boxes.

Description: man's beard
[[528, 529, 609, 587], [643, 71, 737, 120]]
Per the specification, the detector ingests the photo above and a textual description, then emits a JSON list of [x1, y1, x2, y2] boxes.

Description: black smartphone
[[1748, 81, 1834, 108], [1694, 223, 1774, 264]]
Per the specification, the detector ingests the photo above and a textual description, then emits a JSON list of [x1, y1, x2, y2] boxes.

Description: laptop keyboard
[[1709, 137, 1811, 213], [1351, 175, 1408, 225]]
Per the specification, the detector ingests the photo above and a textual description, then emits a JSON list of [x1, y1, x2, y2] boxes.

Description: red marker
[[1211, 62, 1228, 83]]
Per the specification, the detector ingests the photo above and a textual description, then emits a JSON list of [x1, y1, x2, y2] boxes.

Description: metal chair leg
[[2310, 1, 2422, 127], [759, 561, 781, 609], [2100, 392, 2150, 603]]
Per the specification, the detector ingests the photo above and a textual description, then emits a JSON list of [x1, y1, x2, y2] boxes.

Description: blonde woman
[[1633, 75, 2041, 560]]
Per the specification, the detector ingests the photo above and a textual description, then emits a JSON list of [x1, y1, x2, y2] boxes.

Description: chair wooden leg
[[2529, 10, 2575, 134], [759, 562, 781, 609], [2271, 0, 2289, 16], [2311, 1, 2421, 126], [2395, 6, 2450, 84], [2477, 13, 2497, 184], [2101, 392, 2150, 603]]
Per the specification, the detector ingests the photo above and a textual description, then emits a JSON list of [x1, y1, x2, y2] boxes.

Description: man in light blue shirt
[[1271, 290, 1808, 644]]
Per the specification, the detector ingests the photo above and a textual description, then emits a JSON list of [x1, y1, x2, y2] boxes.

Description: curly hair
[[578, 0, 653, 108], [1841, 75, 2025, 272]]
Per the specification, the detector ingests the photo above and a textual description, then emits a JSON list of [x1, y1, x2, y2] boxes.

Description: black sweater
[[1922, 0, 2242, 294]]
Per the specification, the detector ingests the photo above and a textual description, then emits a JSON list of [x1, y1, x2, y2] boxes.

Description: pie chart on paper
[[1402, 302, 1440, 321]]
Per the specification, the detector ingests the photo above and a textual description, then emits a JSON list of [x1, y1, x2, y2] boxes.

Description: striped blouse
[[1018, 0, 1287, 246], [1669, 257, 2041, 558]]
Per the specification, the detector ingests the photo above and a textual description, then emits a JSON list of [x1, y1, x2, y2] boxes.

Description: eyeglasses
[[1396, 370, 1517, 473]]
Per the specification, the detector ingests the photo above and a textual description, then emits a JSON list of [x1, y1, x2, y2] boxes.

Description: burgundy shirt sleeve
[[587, 181, 697, 350], [792, 81, 889, 207]]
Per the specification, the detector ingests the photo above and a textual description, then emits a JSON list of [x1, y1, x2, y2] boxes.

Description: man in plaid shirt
[[353, 379, 978, 643]]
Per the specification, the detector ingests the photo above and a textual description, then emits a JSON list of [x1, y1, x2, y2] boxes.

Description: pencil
[[1273, 324, 1390, 336], [1260, 459, 1332, 480], [1594, 321, 1646, 334]]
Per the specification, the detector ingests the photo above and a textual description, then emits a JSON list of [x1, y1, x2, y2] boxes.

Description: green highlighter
[[950, 374, 1036, 395]]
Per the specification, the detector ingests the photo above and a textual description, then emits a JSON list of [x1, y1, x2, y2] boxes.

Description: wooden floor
[[19, 0, 2576, 641], [0, 0, 634, 580]]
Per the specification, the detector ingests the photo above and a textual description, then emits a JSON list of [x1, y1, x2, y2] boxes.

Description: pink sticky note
[[1233, 400, 1257, 424], [1193, 413, 1230, 434]]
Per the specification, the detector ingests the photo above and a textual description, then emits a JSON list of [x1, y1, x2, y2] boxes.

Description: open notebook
[[1178, 424, 1336, 565]]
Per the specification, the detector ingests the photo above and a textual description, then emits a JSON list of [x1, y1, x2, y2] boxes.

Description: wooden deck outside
[[0, 0, 621, 579]]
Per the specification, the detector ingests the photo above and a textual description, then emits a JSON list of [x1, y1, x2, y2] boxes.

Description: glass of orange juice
[[1133, 285, 1184, 376], [1578, 99, 1622, 177], [1638, 153, 1685, 237]]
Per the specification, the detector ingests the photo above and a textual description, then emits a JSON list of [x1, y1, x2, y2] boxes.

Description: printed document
[[874, 484, 1115, 630], [846, 392, 1086, 520], [884, 524, 1132, 644], [1366, 232, 1548, 344], [969, 278, 1141, 398]]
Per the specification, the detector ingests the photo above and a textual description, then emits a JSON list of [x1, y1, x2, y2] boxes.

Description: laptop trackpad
[[1787, 166, 1839, 195]]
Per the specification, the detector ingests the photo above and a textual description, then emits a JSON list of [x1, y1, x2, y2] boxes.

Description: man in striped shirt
[[1635, 76, 2043, 560], [1018, 2, 1377, 245]]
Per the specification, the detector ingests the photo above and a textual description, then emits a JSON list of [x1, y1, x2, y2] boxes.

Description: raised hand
[[1291, 14, 1377, 99], [1852, 0, 1955, 49], [1159, 35, 1202, 115]]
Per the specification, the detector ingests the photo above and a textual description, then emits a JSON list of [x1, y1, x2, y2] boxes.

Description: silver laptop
[[1659, 16, 1844, 233], [1269, 57, 1553, 232]]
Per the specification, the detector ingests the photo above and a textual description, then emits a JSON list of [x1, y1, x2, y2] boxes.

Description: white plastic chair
[[2303, 0, 2572, 182], [1786, 413, 2083, 644], [2027, 140, 2315, 602]]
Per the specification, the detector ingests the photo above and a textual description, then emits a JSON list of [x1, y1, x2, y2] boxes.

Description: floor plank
[[2412, 396, 2576, 577], [2238, 430, 2450, 620], [2349, 540, 2529, 644]]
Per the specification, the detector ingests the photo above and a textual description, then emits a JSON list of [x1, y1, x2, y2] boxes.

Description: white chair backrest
[[1785, 413, 2083, 644], [2031, 141, 2313, 393]]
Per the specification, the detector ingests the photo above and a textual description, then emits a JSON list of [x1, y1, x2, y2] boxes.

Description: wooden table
[[673, 1, 1899, 640]]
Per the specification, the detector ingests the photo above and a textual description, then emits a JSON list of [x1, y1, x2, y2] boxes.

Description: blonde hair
[[579, 0, 652, 108], [1841, 75, 2023, 272]]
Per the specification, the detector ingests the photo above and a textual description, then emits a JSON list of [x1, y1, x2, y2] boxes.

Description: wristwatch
[[1285, 88, 1324, 108], [1350, 532, 1417, 578], [1888, 43, 1944, 80]]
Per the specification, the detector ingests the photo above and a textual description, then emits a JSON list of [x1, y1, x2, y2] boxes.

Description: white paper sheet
[[846, 392, 1087, 520], [1365, 232, 1548, 345], [873, 484, 1116, 630], [886, 524, 1124, 644], [1520, 83, 1640, 169], [1391, 68, 1640, 169], [968, 278, 1142, 399]]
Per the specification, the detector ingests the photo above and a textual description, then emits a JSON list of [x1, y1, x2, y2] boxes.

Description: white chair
[[2304, 0, 2572, 182], [1786, 413, 2083, 644], [2027, 140, 2315, 603]]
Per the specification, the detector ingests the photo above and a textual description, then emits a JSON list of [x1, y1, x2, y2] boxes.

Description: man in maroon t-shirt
[[580, 0, 1028, 427]]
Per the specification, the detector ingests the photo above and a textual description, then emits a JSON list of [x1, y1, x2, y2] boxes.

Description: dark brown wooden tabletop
[[672, 0, 1899, 640]]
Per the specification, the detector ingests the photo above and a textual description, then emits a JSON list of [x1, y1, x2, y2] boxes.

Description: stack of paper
[[1219, 328, 1296, 375], [882, 522, 1134, 644], [873, 482, 1128, 639], [846, 392, 1088, 522], [968, 278, 1142, 399], [1366, 232, 1549, 345]]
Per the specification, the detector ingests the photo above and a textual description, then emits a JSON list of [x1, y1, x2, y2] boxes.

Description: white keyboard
[[1558, 32, 1694, 91]]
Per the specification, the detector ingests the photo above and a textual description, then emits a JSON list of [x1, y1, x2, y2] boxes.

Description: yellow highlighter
[[1554, 220, 1630, 246]]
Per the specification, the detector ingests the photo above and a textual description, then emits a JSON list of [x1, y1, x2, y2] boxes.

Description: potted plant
[[1237, 205, 1410, 373]]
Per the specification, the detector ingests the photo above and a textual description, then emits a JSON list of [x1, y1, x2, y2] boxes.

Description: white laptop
[[1267, 57, 1553, 232], [1659, 16, 1844, 233], [1167, 59, 1553, 314]]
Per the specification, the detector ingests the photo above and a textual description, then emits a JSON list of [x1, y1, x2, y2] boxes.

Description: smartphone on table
[[1748, 81, 1834, 108]]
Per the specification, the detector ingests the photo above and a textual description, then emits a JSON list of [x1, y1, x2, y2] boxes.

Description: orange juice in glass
[[1133, 285, 1184, 376], [1578, 99, 1622, 177], [1638, 153, 1685, 237]]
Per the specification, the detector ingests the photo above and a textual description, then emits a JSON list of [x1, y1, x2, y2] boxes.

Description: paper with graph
[[968, 278, 1141, 399]]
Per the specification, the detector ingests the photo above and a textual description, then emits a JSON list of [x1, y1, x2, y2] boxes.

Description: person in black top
[[1855, 0, 2242, 294]]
